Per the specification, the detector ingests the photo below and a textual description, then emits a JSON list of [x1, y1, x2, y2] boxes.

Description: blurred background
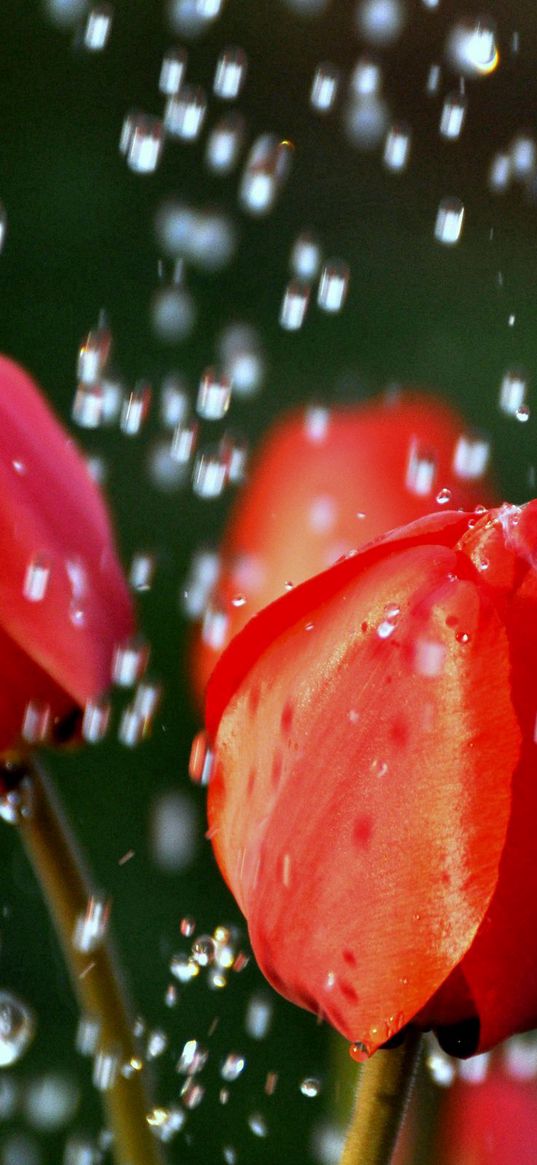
[[0, 0, 536, 1162]]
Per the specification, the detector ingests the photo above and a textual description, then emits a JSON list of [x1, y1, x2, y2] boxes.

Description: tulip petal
[[209, 538, 519, 1053], [193, 393, 496, 700], [0, 356, 132, 707]]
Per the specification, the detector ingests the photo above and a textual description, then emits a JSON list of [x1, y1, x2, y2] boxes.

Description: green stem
[[340, 1031, 422, 1165], [12, 757, 165, 1165]]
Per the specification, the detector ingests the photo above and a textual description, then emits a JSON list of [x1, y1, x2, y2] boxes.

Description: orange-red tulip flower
[[191, 390, 495, 701], [440, 1065, 537, 1165], [0, 355, 133, 760], [206, 501, 537, 1059]]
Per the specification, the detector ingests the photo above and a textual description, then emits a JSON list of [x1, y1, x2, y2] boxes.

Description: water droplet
[[452, 433, 490, 479], [355, 0, 407, 46], [83, 4, 113, 50], [488, 151, 512, 193], [499, 368, 528, 416], [159, 46, 188, 95], [192, 449, 228, 498], [205, 111, 245, 173], [201, 604, 229, 649], [280, 279, 310, 330], [120, 382, 151, 435], [170, 953, 200, 983], [218, 322, 265, 396], [456, 630, 471, 644], [310, 62, 340, 112], [146, 1105, 186, 1141], [405, 440, 436, 495], [151, 285, 197, 342], [383, 122, 411, 170], [510, 133, 536, 178], [516, 403, 531, 423], [248, 1111, 268, 1138], [196, 367, 232, 420], [93, 1048, 120, 1091], [349, 1040, 371, 1064], [214, 45, 247, 100], [436, 486, 452, 505], [23, 555, 51, 602], [192, 936, 215, 967], [221, 1052, 246, 1081], [425, 1045, 457, 1087], [317, 260, 350, 313], [112, 636, 150, 686], [440, 91, 467, 139], [21, 700, 51, 745], [164, 85, 207, 140], [434, 196, 464, 245], [129, 551, 156, 592], [0, 992, 35, 1066], [120, 112, 165, 174], [72, 896, 110, 954], [146, 1029, 169, 1060], [300, 1076, 321, 1097], [244, 993, 273, 1039], [72, 382, 106, 429], [239, 134, 293, 216], [77, 326, 112, 384], [445, 16, 499, 77], [180, 1077, 205, 1108]]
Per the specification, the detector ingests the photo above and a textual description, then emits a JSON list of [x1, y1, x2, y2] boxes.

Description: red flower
[[0, 355, 133, 757], [206, 500, 537, 1058], [191, 390, 495, 700], [440, 1065, 537, 1165]]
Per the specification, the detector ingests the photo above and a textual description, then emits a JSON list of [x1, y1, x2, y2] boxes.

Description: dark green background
[[0, 1, 535, 1162]]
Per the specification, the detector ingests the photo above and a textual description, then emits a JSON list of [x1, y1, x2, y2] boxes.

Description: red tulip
[[440, 1067, 537, 1165], [0, 355, 133, 759], [191, 389, 495, 701], [205, 500, 537, 1058]]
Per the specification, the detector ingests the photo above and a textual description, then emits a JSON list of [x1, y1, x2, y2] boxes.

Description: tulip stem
[[12, 757, 165, 1165], [340, 1031, 422, 1165]]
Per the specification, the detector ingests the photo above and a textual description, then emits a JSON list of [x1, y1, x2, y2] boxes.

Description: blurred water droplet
[[488, 150, 511, 193], [300, 1076, 322, 1097], [205, 112, 245, 173], [72, 383, 105, 429], [23, 555, 51, 602], [280, 280, 310, 330], [146, 1104, 186, 1141], [120, 112, 165, 174], [150, 791, 199, 872], [310, 63, 340, 112], [120, 382, 151, 435], [152, 285, 197, 342], [458, 1051, 490, 1083], [45, 0, 87, 27], [146, 1029, 169, 1060], [425, 1045, 456, 1086], [83, 4, 113, 50], [181, 1077, 205, 1108], [164, 85, 207, 140], [76, 1015, 100, 1056], [218, 322, 265, 397], [159, 46, 188, 94], [196, 367, 232, 420], [425, 63, 441, 94], [452, 432, 490, 479], [434, 196, 464, 245], [24, 1072, 79, 1131], [181, 547, 220, 619], [445, 16, 499, 77], [192, 936, 215, 966], [129, 551, 156, 592], [499, 368, 528, 416], [244, 993, 273, 1039], [317, 260, 350, 312], [383, 122, 411, 170], [355, 0, 407, 46], [93, 1048, 120, 1091], [168, 0, 226, 37], [112, 636, 150, 686], [290, 231, 322, 280], [0, 992, 35, 1067], [192, 448, 228, 498], [304, 405, 330, 442], [21, 701, 51, 745], [350, 56, 383, 98], [405, 440, 436, 495], [239, 134, 293, 216], [248, 1111, 268, 1138], [510, 132, 536, 178], [214, 46, 247, 99], [440, 91, 467, 139], [72, 896, 110, 954], [343, 95, 389, 149]]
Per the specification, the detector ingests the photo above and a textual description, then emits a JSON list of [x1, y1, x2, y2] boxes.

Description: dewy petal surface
[[208, 530, 519, 1053], [0, 356, 133, 715], [192, 391, 496, 700]]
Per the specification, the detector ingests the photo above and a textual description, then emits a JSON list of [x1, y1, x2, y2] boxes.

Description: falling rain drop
[[434, 196, 464, 245], [192, 449, 228, 498], [383, 122, 411, 170], [213, 46, 248, 100], [196, 367, 232, 420], [280, 280, 310, 330], [499, 368, 528, 416], [164, 86, 207, 140], [452, 433, 490, 479], [317, 260, 350, 313], [439, 91, 467, 139], [120, 113, 165, 174], [445, 16, 499, 78], [159, 46, 188, 95], [310, 63, 340, 113], [0, 992, 35, 1067], [205, 112, 246, 173], [83, 4, 113, 50]]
